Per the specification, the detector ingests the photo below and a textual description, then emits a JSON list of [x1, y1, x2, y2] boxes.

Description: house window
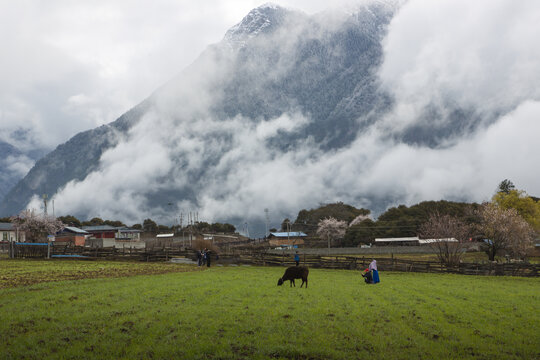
[[2, 232, 7, 241]]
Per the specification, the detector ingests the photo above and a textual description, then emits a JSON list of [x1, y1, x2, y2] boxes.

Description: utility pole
[[42, 194, 48, 215], [264, 208, 269, 237], [189, 212, 193, 246], [287, 220, 290, 244]]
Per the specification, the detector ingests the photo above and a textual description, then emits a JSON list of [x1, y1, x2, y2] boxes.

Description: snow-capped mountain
[[2, 1, 533, 236]]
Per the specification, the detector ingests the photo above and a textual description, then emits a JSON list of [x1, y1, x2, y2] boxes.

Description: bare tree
[[316, 217, 347, 249], [419, 212, 470, 265], [10, 209, 65, 242], [477, 203, 535, 261]]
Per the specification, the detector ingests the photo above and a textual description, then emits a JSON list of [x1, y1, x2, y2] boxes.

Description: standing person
[[369, 259, 380, 284], [206, 248, 212, 267], [202, 248, 207, 266], [196, 249, 202, 266], [294, 251, 300, 266]]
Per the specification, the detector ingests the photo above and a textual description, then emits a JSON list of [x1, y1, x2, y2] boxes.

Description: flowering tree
[[10, 210, 65, 242], [492, 189, 540, 234], [419, 212, 471, 265], [316, 217, 347, 248], [477, 203, 535, 261]]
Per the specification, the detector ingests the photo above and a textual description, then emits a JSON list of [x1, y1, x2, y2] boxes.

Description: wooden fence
[[218, 252, 539, 277], [57, 245, 192, 262], [7, 242, 192, 261], [10, 242, 50, 258], [5, 243, 538, 277]]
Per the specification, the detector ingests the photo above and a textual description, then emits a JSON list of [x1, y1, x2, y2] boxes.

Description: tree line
[[282, 180, 539, 263]]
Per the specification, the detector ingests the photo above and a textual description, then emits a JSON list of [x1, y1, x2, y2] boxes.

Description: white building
[[0, 222, 26, 242]]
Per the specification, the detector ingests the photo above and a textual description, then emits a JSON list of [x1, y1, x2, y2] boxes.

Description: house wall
[[269, 238, 305, 247], [89, 231, 115, 239], [85, 238, 144, 248], [116, 232, 141, 240], [56, 235, 86, 246], [1, 231, 25, 242]]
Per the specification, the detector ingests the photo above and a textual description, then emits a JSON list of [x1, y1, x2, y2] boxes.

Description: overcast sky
[[0, 0, 358, 152]]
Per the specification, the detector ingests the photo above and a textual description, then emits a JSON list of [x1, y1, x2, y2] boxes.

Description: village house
[[115, 227, 142, 241], [83, 225, 144, 248], [82, 225, 117, 239], [55, 226, 89, 246], [0, 222, 26, 242]]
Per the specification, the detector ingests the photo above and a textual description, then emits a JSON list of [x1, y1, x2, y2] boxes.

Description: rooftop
[[0, 222, 14, 231], [62, 226, 90, 235], [269, 232, 308, 238], [82, 225, 118, 232]]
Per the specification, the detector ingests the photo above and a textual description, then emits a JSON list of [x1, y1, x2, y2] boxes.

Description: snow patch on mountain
[[224, 3, 301, 48]]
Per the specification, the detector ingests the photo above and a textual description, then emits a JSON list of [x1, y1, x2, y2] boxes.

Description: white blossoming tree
[[478, 203, 535, 261], [316, 217, 348, 249], [10, 209, 65, 242], [419, 212, 471, 265]]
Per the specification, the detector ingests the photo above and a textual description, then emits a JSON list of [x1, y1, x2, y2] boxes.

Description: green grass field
[[0, 260, 539, 359]]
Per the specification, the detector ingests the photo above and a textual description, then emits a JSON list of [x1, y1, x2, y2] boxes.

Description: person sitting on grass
[[362, 268, 373, 284]]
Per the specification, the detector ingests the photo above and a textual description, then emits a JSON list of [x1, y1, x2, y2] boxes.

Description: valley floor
[[0, 260, 538, 359]]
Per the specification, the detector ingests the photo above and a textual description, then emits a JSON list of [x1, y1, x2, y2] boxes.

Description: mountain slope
[[0, 140, 45, 203]]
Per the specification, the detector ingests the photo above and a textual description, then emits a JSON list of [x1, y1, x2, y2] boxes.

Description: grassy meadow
[[0, 260, 539, 359]]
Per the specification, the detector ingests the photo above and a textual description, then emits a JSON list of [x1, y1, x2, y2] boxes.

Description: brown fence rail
[[5, 243, 538, 277], [10, 243, 50, 258], [217, 252, 539, 277]]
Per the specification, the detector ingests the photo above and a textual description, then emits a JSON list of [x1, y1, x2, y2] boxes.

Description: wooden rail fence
[[218, 252, 539, 277], [4, 243, 538, 277]]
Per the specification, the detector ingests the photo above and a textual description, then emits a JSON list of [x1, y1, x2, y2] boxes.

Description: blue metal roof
[[62, 226, 89, 235], [82, 225, 118, 231], [269, 232, 307, 238]]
